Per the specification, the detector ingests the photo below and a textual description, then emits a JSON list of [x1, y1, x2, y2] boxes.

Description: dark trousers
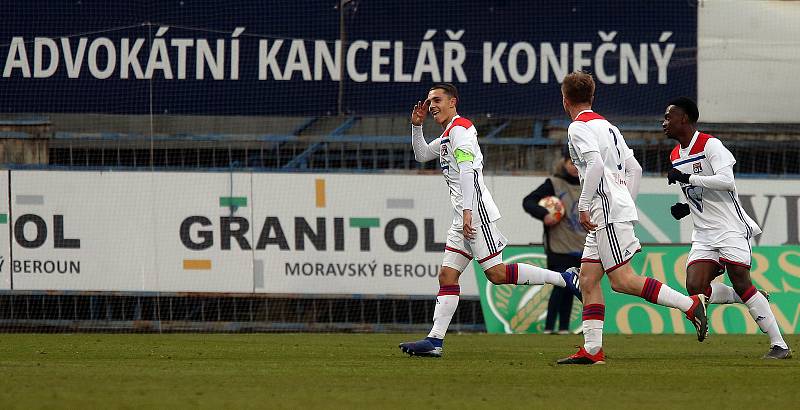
[[545, 252, 581, 331]]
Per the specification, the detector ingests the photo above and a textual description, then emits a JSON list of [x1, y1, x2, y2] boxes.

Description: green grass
[[1, 333, 799, 409]]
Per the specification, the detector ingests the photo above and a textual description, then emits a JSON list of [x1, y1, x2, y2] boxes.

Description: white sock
[[642, 277, 693, 312], [742, 287, 787, 349], [583, 320, 604, 355], [582, 304, 605, 355], [507, 263, 565, 287], [427, 288, 459, 340], [708, 282, 741, 304]]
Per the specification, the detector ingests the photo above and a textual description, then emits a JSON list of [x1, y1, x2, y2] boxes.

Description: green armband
[[454, 148, 475, 164]]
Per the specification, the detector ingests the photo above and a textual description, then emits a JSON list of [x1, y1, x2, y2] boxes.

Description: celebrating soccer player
[[556, 72, 708, 365], [398, 83, 582, 357], [663, 97, 791, 359]]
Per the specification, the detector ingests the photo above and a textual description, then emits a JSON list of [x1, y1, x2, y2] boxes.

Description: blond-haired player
[[557, 72, 708, 365]]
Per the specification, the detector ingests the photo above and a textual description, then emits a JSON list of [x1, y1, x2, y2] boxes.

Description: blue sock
[[426, 337, 443, 348]]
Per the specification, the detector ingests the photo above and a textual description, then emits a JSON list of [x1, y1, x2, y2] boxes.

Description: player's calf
[[633, 274, 709, 341], [488, 263, 564, 287]]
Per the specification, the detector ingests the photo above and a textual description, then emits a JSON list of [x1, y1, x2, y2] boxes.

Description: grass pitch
[[1, 333, 799, 409]]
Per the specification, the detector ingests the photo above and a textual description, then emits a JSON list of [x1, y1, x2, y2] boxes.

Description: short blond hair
[[561, 71, 595, 104]]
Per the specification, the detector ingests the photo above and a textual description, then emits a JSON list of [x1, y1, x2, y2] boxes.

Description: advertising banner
[[5, 170, 476, 295], [2, 170, 798, 298], [477, 245, 800, 334], [238, 173, 474, 295], [9, 171, 255, 292], [494, 176, 800, 248], [1, 0, 696, 116]]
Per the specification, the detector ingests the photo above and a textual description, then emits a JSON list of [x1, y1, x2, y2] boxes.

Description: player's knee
[[578, 277, 601, 298], [606, 274, 625, 293], [608, 274, 636, 294], [608, 279, 627, 294], [685, 280, 705, 296], [485, 269, 506, 285], [727, 271, 751, 290], [437, 269, 458, 286]]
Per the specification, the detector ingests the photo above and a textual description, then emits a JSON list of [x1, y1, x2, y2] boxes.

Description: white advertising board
[[2, 170, 798, 296], [250, 173, 477, 296], [9, 171, 254, 292]]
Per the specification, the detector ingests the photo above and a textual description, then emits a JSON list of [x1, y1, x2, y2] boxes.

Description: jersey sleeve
[[449, 125, 473, 153], [411, 125, 440, 163], [705, 138, 736, 172], [567, 122, 599, 161]]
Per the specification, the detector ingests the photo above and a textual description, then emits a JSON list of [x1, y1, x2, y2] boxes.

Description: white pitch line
[[636, 207, 671, 243]]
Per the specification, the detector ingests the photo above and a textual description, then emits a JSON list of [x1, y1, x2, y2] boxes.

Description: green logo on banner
[[476, 245, 800, 335], [477, 248, 580, 334]]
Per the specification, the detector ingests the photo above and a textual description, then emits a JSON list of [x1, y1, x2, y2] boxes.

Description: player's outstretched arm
[[410, 100, 440, 162]]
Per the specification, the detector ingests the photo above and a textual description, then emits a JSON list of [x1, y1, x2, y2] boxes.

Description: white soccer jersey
[[438, 115, 501, 228], [567, 110, 638, 228], [670, 131, 761, 244]]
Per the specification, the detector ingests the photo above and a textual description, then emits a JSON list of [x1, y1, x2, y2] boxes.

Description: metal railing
[[40, 133, 800, 177]]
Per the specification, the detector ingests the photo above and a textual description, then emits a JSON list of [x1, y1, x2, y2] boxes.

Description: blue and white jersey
[[670, 131, 761, 243]]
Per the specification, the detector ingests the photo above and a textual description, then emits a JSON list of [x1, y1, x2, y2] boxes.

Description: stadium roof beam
[[282, 117, 359, 169], [291, 117, 320, 136], [484, 120, 510, 139]]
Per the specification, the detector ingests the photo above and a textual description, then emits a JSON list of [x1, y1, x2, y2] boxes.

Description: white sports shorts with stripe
[[443, 222, 508, 272], [581, 221, 641, 273], [687, 235, 752, 270]]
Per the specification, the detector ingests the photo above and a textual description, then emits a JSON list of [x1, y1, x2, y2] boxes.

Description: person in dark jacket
[[523, 147, 587, 334]]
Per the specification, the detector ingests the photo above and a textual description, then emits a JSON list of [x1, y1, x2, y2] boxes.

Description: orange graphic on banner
[[183, 259, 212, 270], [316, 179, 326, 208]]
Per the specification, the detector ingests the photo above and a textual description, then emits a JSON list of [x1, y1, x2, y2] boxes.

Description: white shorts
[[581, 221, 641, 273], [687, 236, 752, 270], [443, 222, 508, 272]]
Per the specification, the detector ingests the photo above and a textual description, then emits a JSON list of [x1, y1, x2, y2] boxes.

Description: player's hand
[[670, 202, 691, 220], [463, 210, 476, 240], [543, 214, 560, 227], [411, 100, 429, 126], [579, 210, 597, 231], [667, 168, 691, 185]]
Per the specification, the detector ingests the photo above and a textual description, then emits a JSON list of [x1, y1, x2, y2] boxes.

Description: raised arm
[[410, 100, 440, 163], [411, 125, 440, 162]]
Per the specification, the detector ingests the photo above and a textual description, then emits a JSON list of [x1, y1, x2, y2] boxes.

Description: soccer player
[[556, 72, 708, 365], [663, 97, 791, 359], [398, 83, 582, 357]]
